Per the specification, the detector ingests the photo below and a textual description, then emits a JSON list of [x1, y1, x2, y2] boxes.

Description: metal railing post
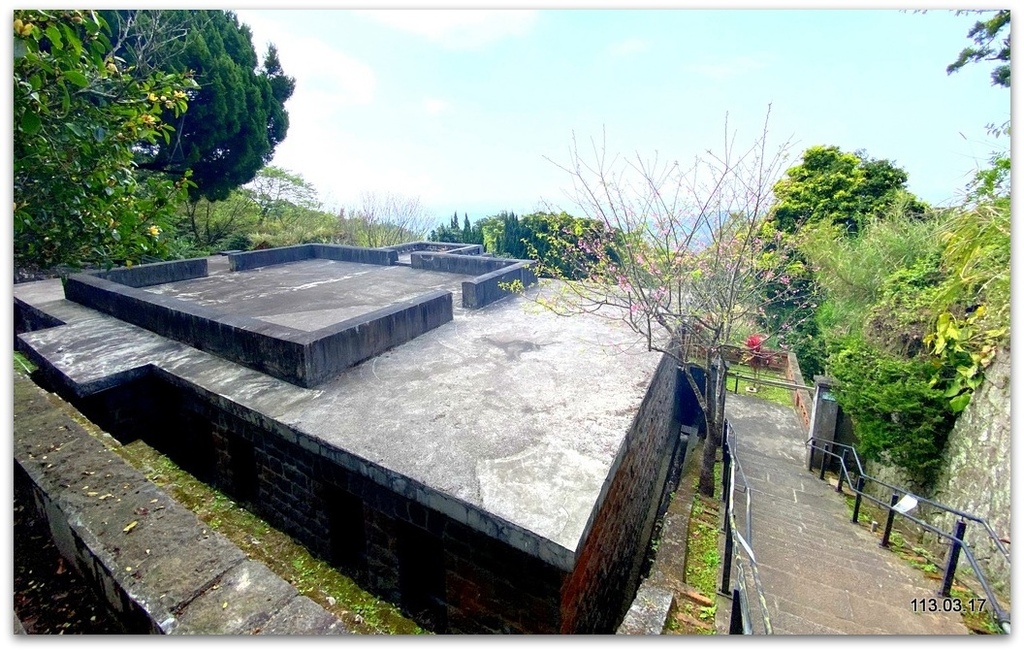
[[722, 437, 732, 512], [818, 443, 829, 481], [729, 588, 743, 634], [851, 477, 866, 524], [835, 450, 846, 493], [879, 493, 899, 548], [940, 520, 967, 597], [807, 439, 815, 471], [720, 522, 734, 595]]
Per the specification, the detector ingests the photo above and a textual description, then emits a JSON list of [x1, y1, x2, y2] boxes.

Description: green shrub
[[829, 338, 955, 490]]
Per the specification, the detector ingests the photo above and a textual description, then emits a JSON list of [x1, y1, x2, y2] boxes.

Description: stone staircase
[[725, 393, 971, 636]]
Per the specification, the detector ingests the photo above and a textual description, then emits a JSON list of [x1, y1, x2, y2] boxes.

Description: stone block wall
[[925, 346, 1011, 597]]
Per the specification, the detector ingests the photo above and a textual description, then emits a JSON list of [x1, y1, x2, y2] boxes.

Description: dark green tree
[[947, 9, 1010, 88], [101, 10, 295, 202]]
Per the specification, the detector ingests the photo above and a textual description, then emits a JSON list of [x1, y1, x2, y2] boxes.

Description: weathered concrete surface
[[12, 371, 345, 635], [146, 259, 469, 331], [616, 584, 674, 634], [14, 261, 663, 572], [725, 393, 971, 635]]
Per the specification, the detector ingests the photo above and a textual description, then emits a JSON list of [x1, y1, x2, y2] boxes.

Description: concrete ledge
[[302, 290, 454, 386], [384, 240, 468, 254], [616, 583, 675, 635], [13, 373, 346, 635], [410, 251, 521, 275], [94, 258, 209, 288], [462, 262, 539, 309]]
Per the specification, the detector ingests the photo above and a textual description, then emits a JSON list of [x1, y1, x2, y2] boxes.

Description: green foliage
[[829, 338, 955, 489], [947, 10, 1010, 88], [479, 211, 527, 258], [771, 146, 926, 234], [862, 253, 943, 359], [520, 211, 619, 279], [13, 9, 198, 271], [102, 10, 295, 201], [797, 208, 945, 342], [926, 307, 1005, 413]]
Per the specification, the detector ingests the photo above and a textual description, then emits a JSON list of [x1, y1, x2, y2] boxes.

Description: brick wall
[[56, 355, 680, 634]]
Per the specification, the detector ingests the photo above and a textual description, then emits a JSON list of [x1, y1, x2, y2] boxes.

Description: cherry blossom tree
[[535, 107, 809, 496]]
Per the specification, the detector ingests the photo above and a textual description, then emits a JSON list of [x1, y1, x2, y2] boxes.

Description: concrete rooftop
[[15, 256, 663, 570]]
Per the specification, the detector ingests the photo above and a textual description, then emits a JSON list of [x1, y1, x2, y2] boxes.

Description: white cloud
[[235, 10, 376, 108], [423, 98, 451, 115], [683, 56, 768, 80], [356, 9, 538, 49], [609, 38, 651, 57]]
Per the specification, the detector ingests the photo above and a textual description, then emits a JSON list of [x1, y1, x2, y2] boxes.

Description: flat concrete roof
[[15, 256, 663, 571], [145, 257, 472, 332]]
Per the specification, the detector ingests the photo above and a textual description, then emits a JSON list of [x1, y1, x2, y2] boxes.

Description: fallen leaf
[[123, 521, 138, 533]]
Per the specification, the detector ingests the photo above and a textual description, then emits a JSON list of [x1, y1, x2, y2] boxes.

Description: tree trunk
[[697, 353, 726, 497]]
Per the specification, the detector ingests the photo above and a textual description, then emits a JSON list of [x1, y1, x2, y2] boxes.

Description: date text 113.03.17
[[911, 597, 986, 613]]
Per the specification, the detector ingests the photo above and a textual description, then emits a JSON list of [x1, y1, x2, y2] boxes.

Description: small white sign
[[894, 494, 919, 514]]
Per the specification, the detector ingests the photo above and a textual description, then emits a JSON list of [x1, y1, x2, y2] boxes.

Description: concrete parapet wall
[[310, 244, 397, 266], [229, 244, 396, 271], [410, 251, 520, 275], [64, 273, 309, 387], [383, 241, 481, 256], [461, 262, 538, 309], [228, 245, 314, 271], [63, 273, 452, 388], [303, 290, 453, 386], [12, 374, 345, 635], [94, 258, 209, 288]]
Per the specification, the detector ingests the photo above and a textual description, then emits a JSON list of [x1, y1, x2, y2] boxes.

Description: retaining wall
[[42, 347, 682, 634], [12, 373, 345, 635]]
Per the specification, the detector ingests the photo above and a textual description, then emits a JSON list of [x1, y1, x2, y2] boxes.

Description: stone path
[[724, 393, 970, 635]]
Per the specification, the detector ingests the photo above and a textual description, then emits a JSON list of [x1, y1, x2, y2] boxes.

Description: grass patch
[[726, 363, 794, 409], [665, 453, 721, 635], [115, 440, 427, 635], [14, 350, 37, 375]]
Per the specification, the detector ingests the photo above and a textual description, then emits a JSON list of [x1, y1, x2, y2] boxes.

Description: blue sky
[[233, 2, 1011, 224]]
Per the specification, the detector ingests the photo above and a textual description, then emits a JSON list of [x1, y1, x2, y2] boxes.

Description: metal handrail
[[807, 437, 1010, 634], [721, 420, 773, 634]]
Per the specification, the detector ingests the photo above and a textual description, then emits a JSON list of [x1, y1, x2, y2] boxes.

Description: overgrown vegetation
[[665, 455, 721, 635]]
